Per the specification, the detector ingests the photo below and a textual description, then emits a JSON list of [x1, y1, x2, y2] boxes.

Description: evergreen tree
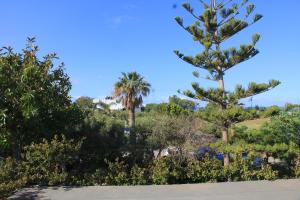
[[174, 0, 280, 166]]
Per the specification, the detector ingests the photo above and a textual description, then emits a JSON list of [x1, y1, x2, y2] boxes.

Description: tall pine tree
[[174, 0, 280, 166]]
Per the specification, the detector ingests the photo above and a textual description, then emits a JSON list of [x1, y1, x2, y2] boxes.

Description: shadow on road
[[8, 187, 49, 200], [9, 186, 83, 200]]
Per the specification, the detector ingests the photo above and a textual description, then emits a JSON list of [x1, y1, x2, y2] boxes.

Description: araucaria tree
[[174, 0, 280, 166], [114, 72, 151, 128]]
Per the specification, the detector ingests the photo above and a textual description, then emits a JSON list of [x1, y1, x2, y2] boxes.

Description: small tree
[[174, 0, 280, 166], [75, 96, 95, 111], [0, 38, 82, 159], [114, 72, 151, 128]]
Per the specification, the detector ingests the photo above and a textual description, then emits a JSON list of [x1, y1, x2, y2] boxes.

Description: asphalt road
[[9, 179, 300, 200]]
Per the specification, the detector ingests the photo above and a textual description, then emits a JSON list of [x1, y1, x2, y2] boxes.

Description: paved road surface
[[9, 179, 300, 200]]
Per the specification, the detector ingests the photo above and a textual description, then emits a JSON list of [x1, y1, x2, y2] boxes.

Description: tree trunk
[[212, 0, 230, 167], [12, 128, 22, 160], [219, 77, 230, 166], [222, 128, 230, 166], [218, 78, 225, 90], [128, 108, 135, 128]]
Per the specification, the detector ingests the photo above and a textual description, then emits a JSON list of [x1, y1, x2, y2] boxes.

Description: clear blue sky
[[1, 0, 299, 106]]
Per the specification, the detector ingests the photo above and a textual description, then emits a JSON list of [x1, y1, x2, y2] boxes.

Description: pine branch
[[198, 0, 210, 9], [184, 83, 226, 106], [231, 80, 281, 101], [219, 0, 248, 26], [182, 3, 202, 21], [218, 0, 234, 9], [193, 71, 218, 82], [222, 43, 259, 72]]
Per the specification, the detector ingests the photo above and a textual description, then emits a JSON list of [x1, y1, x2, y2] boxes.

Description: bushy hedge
[[0, 135, 84, 199], [0, 157, 27, 198], [80, 155, 277, 186], [0, 147, 279, 199], [4, 110, 300, 199]]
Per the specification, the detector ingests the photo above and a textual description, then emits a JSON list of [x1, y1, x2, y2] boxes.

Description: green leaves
[[232, 80, 281, 100], [192, 71, 199, 78], [0, 39, 82, 157], [220, 19, 248, 41], [252, 33, 260, 45], [174, 0, 280, 136], [174, 50, 184, 58], [202, 9, 218, 33], [174, 16, 183, 26], [220, 8, 235, 19], [182, 2, 193, 13], [253, 14, 263, 23], [186, 83, 225, 105], [246, 4, 255, 16], [269, 79, 281, 88], [187, 24, 205, 42]]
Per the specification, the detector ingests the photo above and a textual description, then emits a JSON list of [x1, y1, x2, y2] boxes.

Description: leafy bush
[[0, 39, 83, 158], [0, 157, 26, 199], [256, 165, 278, 180], [22, 135, 84, 186], [261, 112, 300, 146], [186, 156, 223, 183], [130, 165, 149, 185], [104, 159, 130, 185], [151, 156, 186, 185], [294, 156, 300, 178], [261, 106, 281, 118], [223, 155, 278, 181]]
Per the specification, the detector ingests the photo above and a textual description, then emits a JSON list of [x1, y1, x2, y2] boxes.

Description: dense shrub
[[21, 135, 84, 186], [223, 156, 278, 181], [151, 156, 186, 184], [294, 156, 300, 178], [130, 165, 149, 185], [257, 165, 279, 180], [0, 158, 26, 198], [0, 40, 83, 158], [186, 156, 223, 183], [104, 159, 130, 185], [261, 106, 281, 118]]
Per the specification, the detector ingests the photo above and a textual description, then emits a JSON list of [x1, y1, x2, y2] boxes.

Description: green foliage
[[223, 112, 300, 177], [151, 156, 185, 184], [0, 133, 11, 158], [260, 112, 300, 146], [104, 159, 130, 185], [174, 0, 279, 167], [0, 12, 297, 198], [21, 135, 84, 186], [114, 72, 151, 127], [130, 165, 148, 185], [0, 157, 26, 198], [144, 102, 189, 116], [168, 95, 197, 111], [257, 165, 279, 180], [261, 105, 281, 117], [186, 156, 223, 183], [223, 156, 277, 181], [75, 96, 95, 111], [78, 110, 127, 169], [284, 103, 300, 112], [294, 156, 300, 178], [0, 38, 83, 158], [146, 115, 195, 152], [144, 96, 197, 117]]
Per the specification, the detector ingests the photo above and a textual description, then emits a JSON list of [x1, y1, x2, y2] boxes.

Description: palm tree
[[114, 72, 151, 128]]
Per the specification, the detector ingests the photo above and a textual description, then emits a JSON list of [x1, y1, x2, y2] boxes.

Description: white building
[[93, 96, 143, 112]]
